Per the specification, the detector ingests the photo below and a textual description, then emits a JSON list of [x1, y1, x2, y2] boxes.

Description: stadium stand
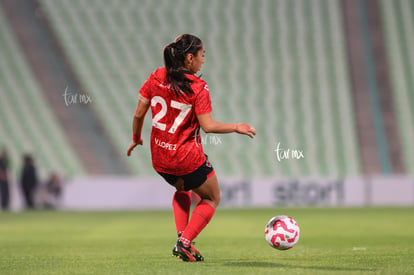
[[0, 6, 85, 179], [38, 0, 361, 177], [381, 0, 414, 174], [2, 0, 129, 175]]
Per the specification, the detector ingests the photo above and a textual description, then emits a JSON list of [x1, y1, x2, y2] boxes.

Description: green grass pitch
[[1, 207, 413, 274]]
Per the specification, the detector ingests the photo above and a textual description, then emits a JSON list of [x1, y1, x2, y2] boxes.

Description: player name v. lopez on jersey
[[154, 137, 177, 151]]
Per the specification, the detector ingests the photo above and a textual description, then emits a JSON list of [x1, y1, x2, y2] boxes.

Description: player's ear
[[184, 53, 193, 67]]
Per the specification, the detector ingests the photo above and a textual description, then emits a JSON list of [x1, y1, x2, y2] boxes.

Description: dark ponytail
[[163, 34, 203, 96]]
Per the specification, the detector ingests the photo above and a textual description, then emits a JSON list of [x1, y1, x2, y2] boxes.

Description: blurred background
[[0, 0, 413, 211]]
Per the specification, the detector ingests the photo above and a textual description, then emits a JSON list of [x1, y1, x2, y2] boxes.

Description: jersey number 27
[[151, 96, 192, 134]]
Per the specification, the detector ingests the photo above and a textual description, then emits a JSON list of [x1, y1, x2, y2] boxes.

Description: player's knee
[[207, 191, 220, 209], [214, 192, 220, 207], [198, 192, 220, 208]]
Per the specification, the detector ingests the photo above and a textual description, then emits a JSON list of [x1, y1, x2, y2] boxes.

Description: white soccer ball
[[264, 215, 300, 250]]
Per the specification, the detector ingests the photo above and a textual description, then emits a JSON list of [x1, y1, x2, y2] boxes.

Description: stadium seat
[[0, 7, 85, 178], [380, 0, 414, 174]]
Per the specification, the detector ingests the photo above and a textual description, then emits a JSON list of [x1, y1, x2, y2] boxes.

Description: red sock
[[181, 201, 215, 243], [172, 191, 191, 236]]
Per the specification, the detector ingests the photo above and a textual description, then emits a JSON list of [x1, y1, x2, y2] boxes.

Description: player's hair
[[163, 34, 203, 96]]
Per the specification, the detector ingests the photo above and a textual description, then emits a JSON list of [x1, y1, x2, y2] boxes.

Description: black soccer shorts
[[157, 157, 215, 191]]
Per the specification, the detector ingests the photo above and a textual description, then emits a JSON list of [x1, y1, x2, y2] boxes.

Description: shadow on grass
[[224, 261, 376, 272]]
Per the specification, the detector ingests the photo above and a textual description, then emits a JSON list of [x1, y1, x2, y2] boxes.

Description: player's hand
[[236, 123, 257, 138], [127, 140, 143, 156]]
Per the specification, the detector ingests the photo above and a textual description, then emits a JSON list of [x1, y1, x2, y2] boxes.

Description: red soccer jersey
[[139, 67, 212, 175]]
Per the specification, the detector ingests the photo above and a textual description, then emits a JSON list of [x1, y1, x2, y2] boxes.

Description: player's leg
[[158, 172, 199, 262], [178, 173, 220, 248], [173, 173, 220, 261], [171, 178, 191, 237], [157, 173, 191, 237]]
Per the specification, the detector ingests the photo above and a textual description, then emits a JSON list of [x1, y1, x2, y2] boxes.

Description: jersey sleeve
[[194, 83, 212, 115], [139, 73, 153, 100]]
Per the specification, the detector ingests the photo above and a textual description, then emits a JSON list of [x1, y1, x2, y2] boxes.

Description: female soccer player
[[127, 34, 256, 262]]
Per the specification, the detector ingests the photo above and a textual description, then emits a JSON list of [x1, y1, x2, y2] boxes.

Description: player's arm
[[197, 112, 256, 138], [127, 96, 150, 156]]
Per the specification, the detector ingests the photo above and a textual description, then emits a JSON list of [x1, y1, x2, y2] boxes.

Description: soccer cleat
[[172, 241, 198, 262], [175, 234, 204, 261], [188, 242, 204, 261]]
